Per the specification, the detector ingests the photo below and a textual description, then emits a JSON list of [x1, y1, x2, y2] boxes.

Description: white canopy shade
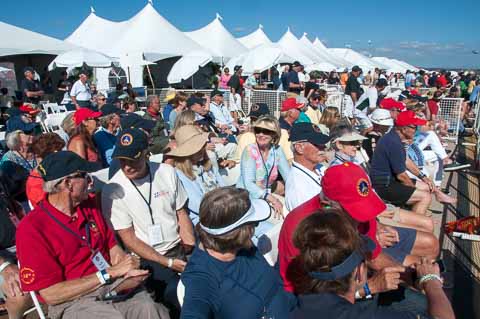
[[305, 62, 339, 72], [298, 33, 339, 70], [277, 28, 314, 66], [185, 14, 248, 62], [328, 48, 388, 71], [48, 48, 117, 70], [167, 50, 212, 84], [237, 25, 273, 49], [226, 44, 294, 76], [312, 37, 353, 68], [0, 66, 12, 72], [390, 59, 419, 72], [371, 57, 408, 73], [0, 21, 76, 57]]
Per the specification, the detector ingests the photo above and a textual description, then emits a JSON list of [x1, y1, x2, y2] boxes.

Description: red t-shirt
[[427, 99, 439, 117], [277, 195, 381, 293], [25, 169, 45, 208], [436, 76, 447, 88], [16, 196, 116, 299]]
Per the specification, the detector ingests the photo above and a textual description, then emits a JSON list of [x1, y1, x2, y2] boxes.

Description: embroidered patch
[[20, 267, 36, 285], [37, 164, 46, 176], [120, 133, 133, 146], [251, 104, 260, 111], [312, 124, 321, 133], [154, 191, 169, 198], [357, 178, 369, 197]]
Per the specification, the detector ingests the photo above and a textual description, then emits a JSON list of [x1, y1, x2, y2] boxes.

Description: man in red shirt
[[16, 151, 169, 319], [436, 72, 448, 88], [427, 91, 443, 121]]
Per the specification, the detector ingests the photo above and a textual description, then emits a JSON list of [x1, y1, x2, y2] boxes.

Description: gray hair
[[42, 172, 79, 194], [99, 114, 116, 129], [146, 95, 159, 107], [5, 130, 23, 151]]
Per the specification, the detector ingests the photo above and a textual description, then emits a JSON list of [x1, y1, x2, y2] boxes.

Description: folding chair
[[44, 113, 68, 133], [16, 261, 46, 319], [43, 103, 67, 114]]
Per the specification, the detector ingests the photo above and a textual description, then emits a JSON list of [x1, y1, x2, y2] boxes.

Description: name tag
[[91, 251, 109, 271], [148, 224, 164, 246]]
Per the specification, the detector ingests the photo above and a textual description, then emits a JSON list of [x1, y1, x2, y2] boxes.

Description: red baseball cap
[[19, 104, 41, 115], [281, 97, 303, 112], [73, 108, 102, 126], [379, 98, 406, 111], [321, 162, 386, 222], [409, 89, 420, 96], [395, 110, 427, 127]]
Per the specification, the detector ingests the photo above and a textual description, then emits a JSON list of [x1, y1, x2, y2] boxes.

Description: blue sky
[[1, 0, 479, 68]]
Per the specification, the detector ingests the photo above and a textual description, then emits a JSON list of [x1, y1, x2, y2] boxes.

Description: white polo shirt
[[285, 161, 323, 211], [70, 79, 91, 101], [102, 162, 188, 255]]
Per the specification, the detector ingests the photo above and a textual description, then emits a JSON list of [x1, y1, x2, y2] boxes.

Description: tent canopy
[[371, 57, 408, 73], [277, 28, 314, 66], [0, 21, 77, 57], [328, 48, 388, 71], [185, 14, 248, 62], [311, 36, 353, 69], [167, 50, 212, 84], [298, 33, 338, 70], [48, 48, 117, 70], [237, 25, 273, 49]]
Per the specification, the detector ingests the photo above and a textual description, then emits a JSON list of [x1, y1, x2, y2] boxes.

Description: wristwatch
[[417, 172, 427, 179], [97, 269, 113, 285]]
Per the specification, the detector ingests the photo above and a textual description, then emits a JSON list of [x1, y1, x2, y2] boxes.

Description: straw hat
[[164, 88, 176, 102], [167, 125, 209, 157]]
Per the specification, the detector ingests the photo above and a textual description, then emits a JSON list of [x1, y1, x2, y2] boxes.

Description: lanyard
[[257, 144, 275, 189], [129, 168, 154, 224], [15, 151, 36, 170], [39, 202, 93, 253], [292, 164, 321, 187]]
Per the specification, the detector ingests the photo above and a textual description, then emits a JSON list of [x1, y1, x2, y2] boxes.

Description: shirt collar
[[292, 161, 321, 180], [40, 197, 85, 226]]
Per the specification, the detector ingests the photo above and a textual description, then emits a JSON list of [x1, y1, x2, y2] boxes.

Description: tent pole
[[127, 67, 131, 83], [146, 64, 155, 91]]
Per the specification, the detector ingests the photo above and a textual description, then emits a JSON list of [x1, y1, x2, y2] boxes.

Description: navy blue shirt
[[369, 129, 406, 179], [93, 128, 117, 167], [181, 247, 295, 319], [286, 71, 301, 94], [279, 117, 292, 132], [291, 293, 426, 319]]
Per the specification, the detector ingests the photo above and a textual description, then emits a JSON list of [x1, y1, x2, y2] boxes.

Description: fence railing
[[438, 97, 464, 143]]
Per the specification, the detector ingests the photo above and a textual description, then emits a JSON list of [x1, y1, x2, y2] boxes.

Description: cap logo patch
[[251, 104, 260, 111], [312, 124, 321, 133], [120, 133, 133, 146], [357, 178, 370, 197], [37, 164, 46, 176], [20, 267, 36, 285]]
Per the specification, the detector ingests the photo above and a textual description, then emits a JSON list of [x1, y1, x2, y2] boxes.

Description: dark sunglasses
[[406, 125, 417, 129], [86, 117, 99, 121], [340, 141, 361, 146], [98, 98, 106, 101], [254, 127, 274, 135]]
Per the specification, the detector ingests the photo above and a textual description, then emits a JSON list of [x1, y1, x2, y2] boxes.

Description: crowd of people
[[0, 61, 477, 319]]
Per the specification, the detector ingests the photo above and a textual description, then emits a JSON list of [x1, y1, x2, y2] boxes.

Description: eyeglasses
[[86, 117, 99, 122], [98, 98, 106, 101], [406, 125, 416, 129], [340, 141, 361, 146], [254, 127, 274, 135]]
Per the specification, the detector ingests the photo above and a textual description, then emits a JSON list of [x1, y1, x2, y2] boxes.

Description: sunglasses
[[406, 125, 417, 129], [254, 127, 274, 135], [86, 117, 99, 122], [98, 98, 106, 101], [340, 141, 361, 146]]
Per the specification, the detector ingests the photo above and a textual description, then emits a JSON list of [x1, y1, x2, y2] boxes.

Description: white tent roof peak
[[148, 0, 153, 4], [215, 13, 223, 20], [277, 28, 315, 66], [90, 6, 95, 13], [237, 25, 272, 49], [259, 24, 263, 29]]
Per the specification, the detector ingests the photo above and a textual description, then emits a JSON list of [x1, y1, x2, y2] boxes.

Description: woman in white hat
[[328, 125, 367, 168], [236, 115, 290, 219], [168, 125, 225, 225], [362, 108, 394, 160]]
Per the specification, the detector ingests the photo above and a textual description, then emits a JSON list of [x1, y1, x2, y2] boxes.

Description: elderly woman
[[0, 129, 37, 172], [329, 125, 368, 168], [68, 108, 102, 164], [290, 210, 454, 319], [237, 115, 290, 218], [168, 125, 225, 226], [26, 133, 66, 207], [93, 105, 123, 167], [181, 187, 295, 319]]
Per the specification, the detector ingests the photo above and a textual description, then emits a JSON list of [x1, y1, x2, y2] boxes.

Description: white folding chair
[[257, 222, 283, 266], [177, 279, 185, 307], [17, 261, 46, 319], [44, 112, 68, 132], [44, 103, 67, 114]]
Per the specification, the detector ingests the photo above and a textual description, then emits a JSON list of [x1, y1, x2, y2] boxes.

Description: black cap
[[292, 61, 302, 67], [248, 103, 270, 119], [112, 128, 149, 160], [187, 96, 205, 108], [210, 89, 224, 98], [376, 78, 388, 87], [310, 93, 321, 100], [352, 65, 362, 72], [101, 104, 125, 116], [37, 151, 99, 182], [398, 90, 411, 101], [23, 67, 34, 74], [289, 123, 331, 145], [6, 116, 39, 134], [120, 113, 156, 131], [234, 65, 242, 72]]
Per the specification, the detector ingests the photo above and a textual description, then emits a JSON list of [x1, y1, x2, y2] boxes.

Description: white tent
[[0, 21, 76, 57], [276, 28, 315, 66], [167, 50, 212, 84], [298, 33, 340, 70], [237, 25, 273, 49], [312, 37, 353, 69], [185, 14, 248, 63], [371, 57, 408, 73], [328, 48, 388, 71], [390, 59, 419, 72], [226, 44, 294, 76], [48, 48, 117, 70]]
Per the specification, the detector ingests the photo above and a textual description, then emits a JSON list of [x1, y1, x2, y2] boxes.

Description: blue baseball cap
[[289, 123, 331, 146]]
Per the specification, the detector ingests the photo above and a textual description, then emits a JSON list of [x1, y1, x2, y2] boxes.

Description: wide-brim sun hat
[[368, 109, 394, 126], [199, 198, 272, 236], [332, 131, 367, 143], [252, 119, 277, 134], [167, 125, 210, 157]]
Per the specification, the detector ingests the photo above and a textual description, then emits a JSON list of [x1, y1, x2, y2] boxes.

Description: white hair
[[5, 130, 22, 151], [42, 172, 79, 194]]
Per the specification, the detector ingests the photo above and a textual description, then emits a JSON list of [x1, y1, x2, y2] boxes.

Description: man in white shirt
[[353, 78, 388, 133], [70, 71, 92, 109], [209, 90, 237, 133], [102, 128, 194, 308], [285, 123, 331, 211]]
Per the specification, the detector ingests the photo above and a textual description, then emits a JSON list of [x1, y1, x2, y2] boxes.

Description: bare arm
[[70, 95, 80, 109], [424, 280, 455, 319], [350, 92, 358, 103], [396, 171, 415, 187], [67, 137, 87, 159], [177, 208, 195, 246], [39, 273, 102, 305]]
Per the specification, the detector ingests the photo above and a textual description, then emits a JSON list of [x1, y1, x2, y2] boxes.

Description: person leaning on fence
[[180, 187, 296, 319], [289, 210, 454, 319], [102, 128, 194, 310], [143, 95, 170, 154], [16, 151, 170, 319]]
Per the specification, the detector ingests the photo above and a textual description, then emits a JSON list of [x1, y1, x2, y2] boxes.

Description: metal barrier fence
[[417, 88, 431, 96], [243, 89, 287, 117], [438, 97, 463, 143], [325, 93, 344, 115]]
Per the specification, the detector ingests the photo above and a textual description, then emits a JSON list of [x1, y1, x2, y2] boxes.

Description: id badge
[[147, 224, 164, 246], [265, 187, 272, 195], [92, 251, 109, 271]]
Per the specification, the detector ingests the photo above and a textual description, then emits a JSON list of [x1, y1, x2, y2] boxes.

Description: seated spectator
[[362, 108, 394, 160], [290, 210, 454, 319], [370, 111, 433, 216], [16, 151, 169, 319], [93, 104, 124, 167], [162, 89, 176, 124], [209, 90, 238, 134], [6, 104, 41, 135], [294, 97, 312, 124], [279, 98, 302, 132], [57, 112, 76, 146], [168, 92, 187, 131], [304, 93, 323, 125], [0, 88, 13, 108], [122, 97, 138, 113], [93, 93, 107, 110], [143, 95, 169, 154], [126, 83, 137, 99], [181, 187, 295, 318], [68, 108, 102, 165], [26, 133, 65, 207], [102, 128, 194, 309], [318, 106, 341, 135], [107, 83, 124, 104], [237, 115, 290, 218], [0, 129, 37, 172], [168, 125, 225, 225], [285, 123, 330, 211], [329, 126, 367, 168], [427, 91, 443, 121]]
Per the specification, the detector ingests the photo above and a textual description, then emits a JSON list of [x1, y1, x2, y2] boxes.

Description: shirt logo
[[20, 267, 36, 285], [251, 104, 260, 111], [154, 191, 169, 198], [120, 133, 133, 146], [357, 178, 370, 197], [312, 124, 321, 133]]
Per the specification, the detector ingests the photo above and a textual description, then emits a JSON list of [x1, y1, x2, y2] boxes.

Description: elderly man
[[143, 95, 169, 154], [285, 123, 330, 211], [102, 128, 194, 309], [209, 90, 237, 133], [93, 93, 108, 110], [21, 67, 43, 105], [16, 151, 169, 319], [70, 71, 92, 109], [94, 104, 124, 167], [279, 98, 303, 132]]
